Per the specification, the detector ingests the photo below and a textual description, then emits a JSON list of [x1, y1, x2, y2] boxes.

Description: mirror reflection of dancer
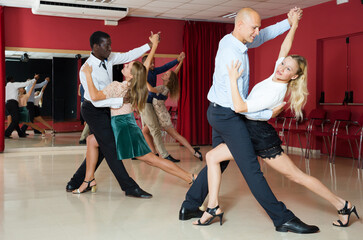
[[73, 33, 196, 194], [5, 76, 33, 138], [144, 53, 203, 161], [20, 74, 50, 135], [18, 80, 46, 136], [33, 78, 55, 136], [195, 10, 359, 229]]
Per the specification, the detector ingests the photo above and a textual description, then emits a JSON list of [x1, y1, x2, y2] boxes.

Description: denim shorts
[[245, 119, 284, 159]]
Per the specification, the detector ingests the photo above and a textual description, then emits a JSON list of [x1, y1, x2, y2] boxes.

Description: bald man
[[179, 8, 319, 234]]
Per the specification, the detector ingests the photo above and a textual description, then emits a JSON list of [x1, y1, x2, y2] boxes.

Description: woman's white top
[[34, 91, 43, 106], [245, 57, 287, 120]]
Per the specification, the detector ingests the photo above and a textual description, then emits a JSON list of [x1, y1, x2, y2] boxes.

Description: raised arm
[[278, 9, 301, 58], [13, 79, 34, 89], [227, 60, 247, 113], [35, 78, 49, 103], [24, 79, 37, 101], [40, 77, 50, 93], [174, 52, 185, 74], [145, 32, 160, 93], [143, 32, 160, 72], [81, 64, 106, 101]]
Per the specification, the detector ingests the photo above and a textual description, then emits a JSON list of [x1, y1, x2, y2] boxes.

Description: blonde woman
[[73, 33, 195, 194], [143, 55, 203, 161], [195, 12, 359, 227]]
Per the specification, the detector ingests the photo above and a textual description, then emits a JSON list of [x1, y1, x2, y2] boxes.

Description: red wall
[[253, 0, 363, 155], [4, 7, 184, 54]]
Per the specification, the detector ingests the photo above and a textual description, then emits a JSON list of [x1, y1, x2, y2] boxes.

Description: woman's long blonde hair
[[286, 55, 308, 120], [166, 71, 180, 101], [129, 61, 148, 112]]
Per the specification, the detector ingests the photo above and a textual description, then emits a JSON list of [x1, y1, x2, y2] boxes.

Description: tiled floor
[[1, 133, 362, 240]]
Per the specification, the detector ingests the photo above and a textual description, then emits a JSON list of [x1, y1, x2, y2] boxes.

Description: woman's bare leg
[[34, 116, 53, 130], [136, 152, 194, 183], [193, 143, 232, 225], [142, 126, 157, 154], [25, 122, 45, 135], [264, 153, 349, 225], [166, 127, 199, 157], [73, 134, 98, 193]]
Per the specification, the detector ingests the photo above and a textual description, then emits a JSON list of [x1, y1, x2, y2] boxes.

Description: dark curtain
[[178, 21, 227, 145], [0, 6, 5, 152]]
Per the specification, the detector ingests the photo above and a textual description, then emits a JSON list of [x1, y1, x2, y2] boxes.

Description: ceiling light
[[221, 12, 237, 19]]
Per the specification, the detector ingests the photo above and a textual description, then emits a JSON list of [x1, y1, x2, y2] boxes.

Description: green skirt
[[19, 106, 30, 123], [111, 113, 151, 160]]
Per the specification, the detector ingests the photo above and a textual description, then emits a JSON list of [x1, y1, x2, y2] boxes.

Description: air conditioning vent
[[38, 1, 127, 12], [32, 0, 128, 24]]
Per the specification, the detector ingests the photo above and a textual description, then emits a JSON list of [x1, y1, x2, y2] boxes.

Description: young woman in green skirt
[[73, 33, 195, 194]]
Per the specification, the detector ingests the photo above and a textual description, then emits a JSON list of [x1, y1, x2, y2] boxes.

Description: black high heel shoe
[[333, 201, 360, 227], [193, 147, 203, 161], [72, 179, 97, 194], [196, 205, 224, 226]]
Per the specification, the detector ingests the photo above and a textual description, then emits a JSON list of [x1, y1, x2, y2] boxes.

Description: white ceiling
[[2, 0, 334, 59], [1, 0, 333, 22]]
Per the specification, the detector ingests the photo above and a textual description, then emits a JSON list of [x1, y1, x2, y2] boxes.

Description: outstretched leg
[[166, 127, 202, 160], [34, 116, 53, 130], [263, 153, 350, 225], [24, 122, 45, 136], [137, 153, 195, 183]]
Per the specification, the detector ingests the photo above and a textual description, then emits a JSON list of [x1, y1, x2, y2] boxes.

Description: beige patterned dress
[[152, 85, 173, 129]]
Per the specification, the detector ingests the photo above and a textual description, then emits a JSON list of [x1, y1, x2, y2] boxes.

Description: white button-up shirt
[[207, 19, 290, 120], [80, 43, 150, 108], [6, 79, 35, 102]]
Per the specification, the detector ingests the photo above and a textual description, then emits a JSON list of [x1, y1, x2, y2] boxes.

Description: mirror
[[5, 50, 89, 149]]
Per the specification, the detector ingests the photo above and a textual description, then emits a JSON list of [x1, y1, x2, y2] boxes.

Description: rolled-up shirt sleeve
[[111, 44, 150, 65]]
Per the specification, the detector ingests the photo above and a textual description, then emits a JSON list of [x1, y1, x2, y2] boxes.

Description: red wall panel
[[321, 37, 347, 103], [4, 7, 184, 54], [350, 34, 363, 104]]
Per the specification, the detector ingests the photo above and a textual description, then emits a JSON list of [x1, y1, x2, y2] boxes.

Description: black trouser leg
[[182, 104, 295, 227], [67, 101, 138, 192], [5, 100, 23, 137]]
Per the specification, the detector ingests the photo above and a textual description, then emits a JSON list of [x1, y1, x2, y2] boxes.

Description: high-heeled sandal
[[333, 201, 360, 227], [193, 147, 203, 161], [196, 205, 224, 226], [72, 179, 97, 194], [189, 174, 196, 185]]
